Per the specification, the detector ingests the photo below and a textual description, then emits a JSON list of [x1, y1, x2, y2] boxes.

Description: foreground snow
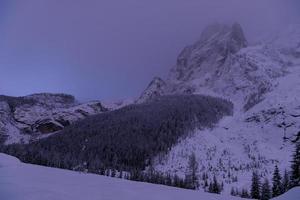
[[0, 153, 242, 200], [1, 154, 299, 200], [272, 187, 300, 200]]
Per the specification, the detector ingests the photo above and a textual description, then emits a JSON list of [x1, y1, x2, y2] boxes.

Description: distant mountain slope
[[2, 22, 300, 199], [0, 153, 243, 200], [137, 23, 300, 195], [138, 23, 291, 112], [0, 93, 108, 144], [3, 95, 233, 172]]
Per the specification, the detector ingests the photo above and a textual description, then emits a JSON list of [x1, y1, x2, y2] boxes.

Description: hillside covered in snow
[[139, 23, 300, 195], [0, 153, 244, 200], [1, 153, 299, 200], [1, 22, 300, 199], [0, 93, 110, 144]]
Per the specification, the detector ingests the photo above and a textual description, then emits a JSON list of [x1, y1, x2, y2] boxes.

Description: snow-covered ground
[[1, 153, 299, 199], [0, 153, 242, 200], [272, 187, 300, 200], [154, 65, 300, 194]]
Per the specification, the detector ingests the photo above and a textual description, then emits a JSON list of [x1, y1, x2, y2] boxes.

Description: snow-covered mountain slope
[[138, 23, 293, 112], [137, 23, 300, 195], [0, 153, 242, 200], [0, 93, 109, 144], [269, 24, 300, 62]]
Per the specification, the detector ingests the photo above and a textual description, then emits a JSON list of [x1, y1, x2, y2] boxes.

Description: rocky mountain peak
[[138, 22, 291, 111], [137, 77, 166, 103], [171, 23, 248, 82], [199, 23, 247, 50]]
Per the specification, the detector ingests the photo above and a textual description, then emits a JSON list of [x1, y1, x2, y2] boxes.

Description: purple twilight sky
[[0, 0, 299, 101]]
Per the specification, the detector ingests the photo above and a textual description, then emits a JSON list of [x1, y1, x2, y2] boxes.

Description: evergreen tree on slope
[[272, 165, 282, 197], [251, 171, 261, 199], [291, 141, 300, 187], [185, 152, 199, 189], [261, 178, 271, 200]]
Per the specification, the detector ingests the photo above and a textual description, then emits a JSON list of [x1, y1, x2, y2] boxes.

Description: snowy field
[[0, 153, 299, 200], [0, 153, 242, 200], [272, 187, 300, 200]]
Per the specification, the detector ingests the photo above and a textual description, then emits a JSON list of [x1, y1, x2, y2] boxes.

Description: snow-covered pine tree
[[173, 174, 180, 187], [185, 152, 199, 189], [251, 171, 261, 199], [119, 170, 123, 179], [212, 175, 221, 194], [261, 178, 271, 200], [230, 187, 236, 196], [208, 182, 213, 193], [165, 173, 172, 186], [240, 188, 249, 198], [204, 179, 208, 189], [290, 141, 300, 187], [272, 165, 282, 197], [281, 170, 290, 193], [111, 168, 116, 177]]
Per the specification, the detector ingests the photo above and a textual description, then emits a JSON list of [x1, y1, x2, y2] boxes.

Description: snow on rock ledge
[[0, 93, 110, 144]]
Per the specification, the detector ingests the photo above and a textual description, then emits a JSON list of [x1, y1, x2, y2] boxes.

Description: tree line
[[231, 140, 300, 199], [1, 95, 232, 177]]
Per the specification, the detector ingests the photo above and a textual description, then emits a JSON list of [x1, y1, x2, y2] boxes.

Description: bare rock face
[[34, 119, 64, 134], [137, 77, 166, 103], [0, 93, 109, 144], [0, 101, 22, 143], [171, 23, 248, 82], [138, 23, 288, 111]]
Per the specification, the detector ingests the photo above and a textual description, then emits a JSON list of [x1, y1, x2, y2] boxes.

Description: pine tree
[[185, 152, 199, 189], [241, 188, 249, 198], [230, 187, 236, 196], [204, 179, 208, 188], [173, 174, 180, 187], [212, 175, 221, 194], [208, 182, 214, 193], [272, 165, 282, 197], [220, 181, 224, 191], [281, 170, 290, 193], [119, 170, 123, 179], [251, 171, 261, 199], [261, 178, 271, 200], [290, 141, 300, 187], [111, 168, 116, 177], [165, 173, 172, 186], [178, 177, 186, 189]]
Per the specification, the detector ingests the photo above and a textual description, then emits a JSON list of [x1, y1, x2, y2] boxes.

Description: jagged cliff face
[[139, 23, 291, 111], [170, 23, 247, 82], [136, 77, 166, 103], [0, 93, 108, 144]]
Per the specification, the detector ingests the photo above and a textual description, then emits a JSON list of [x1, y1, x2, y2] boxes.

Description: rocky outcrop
[[137, 77, 166, 103], [171, 23, 247, 82], [0, 93, 109, 144]]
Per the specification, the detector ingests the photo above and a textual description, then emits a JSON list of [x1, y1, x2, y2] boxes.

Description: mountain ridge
[[0, 93, 109, 144], [139, 23, 300, 194], [1, 23, 300, 197], [138, 23, 296, 112]]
